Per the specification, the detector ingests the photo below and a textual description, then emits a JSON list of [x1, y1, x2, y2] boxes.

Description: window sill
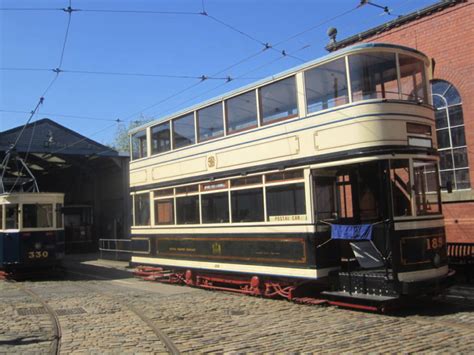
[[441, 189, 474, 203]]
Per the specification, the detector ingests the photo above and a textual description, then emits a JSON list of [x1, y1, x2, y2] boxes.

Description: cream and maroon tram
[[128, 43, 453, 309]]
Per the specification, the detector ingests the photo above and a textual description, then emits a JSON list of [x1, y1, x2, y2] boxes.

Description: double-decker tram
[[128, 43, 454, 310]]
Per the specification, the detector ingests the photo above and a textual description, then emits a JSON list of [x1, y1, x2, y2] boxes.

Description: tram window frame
[[231, 187, 264, 223], [259, 76, 299, 125], [349, 51, 399, 102], [176, 195, 200, 225], [173, 113, 195, 149], [266, 182, 306, 221], [154, 198, 175, 225], [56, 203, 63, 229], [305, 58, 349, 113], [5, 204, 19, 229], [226, 90, 258, 134], [22, 203, 54, 228], [0, 205, 3, 229], [201, 191, 229, 224], [413, 160, 441, 216], [197, 102, 224, 143], [399, 54, 428, 104], [151, 121, 171, 155], [390, 160, 413, 217], [134, 193, 151, 226], [131, 130, 147, 160]]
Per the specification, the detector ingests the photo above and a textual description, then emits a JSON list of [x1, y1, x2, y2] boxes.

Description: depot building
[[0, 118, 129, 253]]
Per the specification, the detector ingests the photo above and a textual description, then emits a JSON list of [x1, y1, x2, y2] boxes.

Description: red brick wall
[[348, 1, 474, 242]]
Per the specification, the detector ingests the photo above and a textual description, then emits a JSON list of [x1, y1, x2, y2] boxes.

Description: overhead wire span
[[0, 109, 120, 122], [125, 2, 362, 122], [1, 67, 262, 81], [4, 0, 75, 164]]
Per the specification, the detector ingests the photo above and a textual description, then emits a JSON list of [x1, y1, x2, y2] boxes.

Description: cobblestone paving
[[1, 268, 473, 354]]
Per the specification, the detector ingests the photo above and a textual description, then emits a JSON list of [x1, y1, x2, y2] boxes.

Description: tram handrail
[[98, 238, 132, 253]]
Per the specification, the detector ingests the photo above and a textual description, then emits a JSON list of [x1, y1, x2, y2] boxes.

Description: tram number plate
[[425, 236, 444, 251], [28, 251, 49, 259]]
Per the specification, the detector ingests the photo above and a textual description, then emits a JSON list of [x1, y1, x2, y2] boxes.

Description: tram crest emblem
[[207, 156, 216, 168], [211, 242, 222, 255]]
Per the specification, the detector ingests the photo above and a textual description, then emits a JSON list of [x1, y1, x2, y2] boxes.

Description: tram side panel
[[131, 231, 341, 279]]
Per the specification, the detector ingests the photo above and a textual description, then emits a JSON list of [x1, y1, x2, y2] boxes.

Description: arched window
[[431, 79, 470, 190]]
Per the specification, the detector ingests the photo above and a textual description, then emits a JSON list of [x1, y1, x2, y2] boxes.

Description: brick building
[[327, 0, 473, 243]]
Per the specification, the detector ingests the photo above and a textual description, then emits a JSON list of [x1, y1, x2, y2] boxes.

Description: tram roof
[[129, 42, 429, 135]]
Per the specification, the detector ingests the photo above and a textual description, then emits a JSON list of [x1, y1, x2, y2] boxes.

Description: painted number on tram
[[425, 236, 444, 251], [28, 251, 49, 259]]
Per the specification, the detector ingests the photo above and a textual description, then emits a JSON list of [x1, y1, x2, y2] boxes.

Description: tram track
[[5, 275, 180, 354], [76, 282, 181, 355], [66, 269, 181, 355], [7, 280, 61, 355]]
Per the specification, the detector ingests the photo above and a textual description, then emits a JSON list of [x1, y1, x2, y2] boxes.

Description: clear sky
[[1, 0, 438, 147]]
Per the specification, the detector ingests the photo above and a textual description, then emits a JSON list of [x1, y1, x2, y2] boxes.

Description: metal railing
[[99, 239, 132, 261]]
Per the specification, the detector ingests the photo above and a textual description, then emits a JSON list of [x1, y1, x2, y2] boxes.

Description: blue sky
[[1, 0, 438, 147]]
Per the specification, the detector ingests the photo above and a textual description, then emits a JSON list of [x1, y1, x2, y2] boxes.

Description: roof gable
[[0, 118, 118, 156]]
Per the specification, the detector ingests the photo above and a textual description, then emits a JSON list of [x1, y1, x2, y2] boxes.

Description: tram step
[[321, 290, 399, 303], [330, 270, 399, 297]]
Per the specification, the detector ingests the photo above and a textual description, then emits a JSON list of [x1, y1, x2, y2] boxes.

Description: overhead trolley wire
[[4, 0, 75, 160], [123, 2, 363, 121], [0, 109, 120, 122]]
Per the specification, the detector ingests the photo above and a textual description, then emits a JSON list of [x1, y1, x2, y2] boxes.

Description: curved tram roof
[[129, 43, 429, 135]]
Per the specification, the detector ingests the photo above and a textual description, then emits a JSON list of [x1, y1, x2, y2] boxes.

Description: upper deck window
[[131, 130, 147, 160], [226, 90, 258, 134], [399, 54, 427, 104], [349, 52, 398, 102], [197, 103, 224, 142], [173, 113, 195, 149], [260, 76, 298, 125], [23, 204, 53, 228], [151, 122, 171, 155], [305, 58, 348, 113]]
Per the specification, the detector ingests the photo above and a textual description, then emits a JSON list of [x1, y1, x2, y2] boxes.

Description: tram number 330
[[426, 236, 444, 251], [28, 251, 49, 259]]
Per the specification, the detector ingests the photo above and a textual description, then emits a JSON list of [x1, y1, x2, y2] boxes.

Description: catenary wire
[[0, 109, 119, 122]]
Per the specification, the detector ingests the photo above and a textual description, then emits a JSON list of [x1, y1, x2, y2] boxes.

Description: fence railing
[[99, 239, 132, 261]]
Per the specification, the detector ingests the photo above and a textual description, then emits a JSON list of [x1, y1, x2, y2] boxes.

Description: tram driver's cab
[[312, 158, 447, 297]]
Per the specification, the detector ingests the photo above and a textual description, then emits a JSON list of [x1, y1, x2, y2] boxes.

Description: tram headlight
[[433, 253, 441, 268]]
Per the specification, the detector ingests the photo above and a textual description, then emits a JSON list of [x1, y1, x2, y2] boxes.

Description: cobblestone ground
[[0, 260, 473, 354]]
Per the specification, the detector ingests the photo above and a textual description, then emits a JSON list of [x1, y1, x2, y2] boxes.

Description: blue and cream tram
[[128, 43, 453, 308], [0, 192, 65, 271]]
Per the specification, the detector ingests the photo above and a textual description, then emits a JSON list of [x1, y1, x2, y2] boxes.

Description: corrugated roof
[[0, 118, 120, 157]]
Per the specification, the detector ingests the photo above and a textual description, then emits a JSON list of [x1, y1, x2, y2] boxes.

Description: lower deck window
[[390, 160, 412, 217], [134, 193, 150, 226], [414, 160, 441, 215], [176, 196, 199, 224], [23, 204, 53, 228], [231, 188, 264, 222], [201, 192, 229, 223], [155, 199, 174, 225], [266, 183, 306, 220]]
